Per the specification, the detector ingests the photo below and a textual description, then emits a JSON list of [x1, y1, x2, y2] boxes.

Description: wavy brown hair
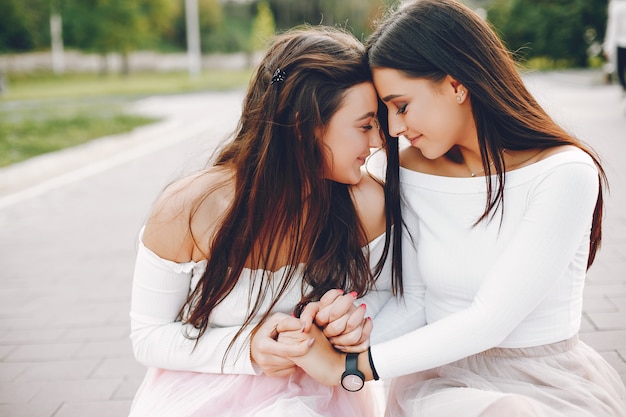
[[181, 26, 401, 366], [367, 0, 607, 268]]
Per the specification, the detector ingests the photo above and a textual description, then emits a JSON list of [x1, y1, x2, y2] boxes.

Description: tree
[[0, 0, 51, 52], [487, 0, 608, 67], [250, 1, 276, 51], [62, 0, 179, 74]]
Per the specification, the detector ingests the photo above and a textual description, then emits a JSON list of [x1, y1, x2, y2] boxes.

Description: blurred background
[[0, 0, 614, 168]]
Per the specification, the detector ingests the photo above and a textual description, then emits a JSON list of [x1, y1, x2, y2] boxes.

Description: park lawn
[[0, 69, 252, 167], [0, 103, 158, 167], [1, 69, 253, 100]]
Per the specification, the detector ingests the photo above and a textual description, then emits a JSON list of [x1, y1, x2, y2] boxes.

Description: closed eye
[[396, 104, 408, 115]]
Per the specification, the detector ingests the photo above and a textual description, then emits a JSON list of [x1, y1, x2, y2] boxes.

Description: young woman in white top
[[127, 26, 406, 417], [282, 1, 626, 416]]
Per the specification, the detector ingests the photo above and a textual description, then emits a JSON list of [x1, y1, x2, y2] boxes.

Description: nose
[[388, 113, 406, 137], [370, 118, 383, 148]]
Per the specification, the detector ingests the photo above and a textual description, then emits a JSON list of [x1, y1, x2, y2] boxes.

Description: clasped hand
[[250, 289, 372, 382]]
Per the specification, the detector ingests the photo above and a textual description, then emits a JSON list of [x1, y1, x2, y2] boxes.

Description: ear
[[445, 75, 467, 104], [445, 74, 463, 93]]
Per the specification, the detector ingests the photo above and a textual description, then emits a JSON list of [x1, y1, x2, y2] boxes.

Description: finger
[[299, 301, 321, 332], [316, 292, 357, 326], [276, 315, 305, 333], [343, 303, 367, 333], [319, 288, 345, 306], [331, 317, 374, 353], [312, 289, 346, 328], [327, 293, 358, 322], [323, 313, 350, 338], [334, 339, 370, 353], [329, 316, 372, 348], [277, 329, 309, 344], [269, 337, 315, 358]]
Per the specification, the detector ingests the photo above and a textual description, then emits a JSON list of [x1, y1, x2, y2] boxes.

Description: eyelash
[[362, 125, 374, 131], [396, 104, 408, 115]]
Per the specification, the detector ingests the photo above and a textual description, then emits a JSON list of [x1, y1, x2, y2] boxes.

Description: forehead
[[372, 68, 435, 98], [336, 82, 378, 115], [371, 68, 408, 86]]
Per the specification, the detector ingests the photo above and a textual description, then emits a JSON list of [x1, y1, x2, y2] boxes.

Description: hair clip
[[271, 68, 286, 85]]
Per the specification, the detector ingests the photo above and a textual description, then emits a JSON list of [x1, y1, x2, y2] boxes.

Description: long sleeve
[[129, 238, 261, 375], [372, 153, 598, 379], [357, 226, 426, 344], [365, 220, 427, 345]]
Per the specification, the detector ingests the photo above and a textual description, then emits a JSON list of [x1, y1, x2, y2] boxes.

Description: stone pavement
[[0, 70, 624, 417]]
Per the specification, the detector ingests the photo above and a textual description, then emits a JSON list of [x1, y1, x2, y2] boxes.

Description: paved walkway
[[0, 70, 624, 417]]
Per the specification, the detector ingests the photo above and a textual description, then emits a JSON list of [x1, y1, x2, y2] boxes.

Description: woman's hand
[[250, 312, 313, 377], [279, 323, 345, 387], [300, 289, 372, 352]]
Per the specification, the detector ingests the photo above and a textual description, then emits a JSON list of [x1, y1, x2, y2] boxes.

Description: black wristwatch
[[340, 353, 365, 392]]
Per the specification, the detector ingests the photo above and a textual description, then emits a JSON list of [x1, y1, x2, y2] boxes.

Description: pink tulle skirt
[[385, 336, 626, 417], [129, 367, 378, 417]]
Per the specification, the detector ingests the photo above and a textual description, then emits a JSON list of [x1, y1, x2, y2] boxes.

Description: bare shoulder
[[350, 173, 386, 244], [399, 145, 440, 174], [143, 166, 235, 262]]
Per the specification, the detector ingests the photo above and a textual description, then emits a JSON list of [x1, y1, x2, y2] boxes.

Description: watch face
[[342, 374, 364, 392]]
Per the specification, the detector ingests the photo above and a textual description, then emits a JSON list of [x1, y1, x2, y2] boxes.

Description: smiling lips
[[407, 134, 422, 146], [358, 150, 371, 165]]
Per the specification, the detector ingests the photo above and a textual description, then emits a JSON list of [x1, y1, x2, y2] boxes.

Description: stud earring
[[457, 90, 465, 103]]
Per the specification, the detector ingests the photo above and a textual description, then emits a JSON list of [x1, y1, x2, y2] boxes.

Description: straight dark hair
[[181, 26, 401, 367], [367, 0, 607, 268]]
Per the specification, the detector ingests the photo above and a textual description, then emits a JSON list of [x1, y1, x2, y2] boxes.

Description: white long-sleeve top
[[130, 228, 409, 375], [605, 0, 626, 53], [371, 149, 599, 379]]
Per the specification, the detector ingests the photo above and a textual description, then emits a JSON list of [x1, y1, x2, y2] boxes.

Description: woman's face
[[372, 68, 475, 159], [320, 81, 383, 184]]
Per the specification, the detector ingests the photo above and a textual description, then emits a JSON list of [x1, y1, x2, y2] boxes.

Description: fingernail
[[360, 303, 367, 309], [308, 338, 315, 347], [337, 289, 344, 294], [349, 291, 357, 298], [290, 313, 296, 317]]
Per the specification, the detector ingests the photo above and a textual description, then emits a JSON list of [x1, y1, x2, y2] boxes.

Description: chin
[[418, 147, 443, 160], [335, 172, 362, 185]]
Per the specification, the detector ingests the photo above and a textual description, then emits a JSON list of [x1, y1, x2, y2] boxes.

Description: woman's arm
[[370, 159, 599, 379], [131, 174, 311, 375]]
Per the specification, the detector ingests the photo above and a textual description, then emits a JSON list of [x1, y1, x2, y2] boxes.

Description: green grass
[[0, 102, 158, 167], [0, 69, 252, 167], [1, 69, 253, 101]]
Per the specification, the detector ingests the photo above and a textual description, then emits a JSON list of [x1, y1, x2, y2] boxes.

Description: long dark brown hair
[[367, 0, 607, 268], [181, 26, 401, 366]]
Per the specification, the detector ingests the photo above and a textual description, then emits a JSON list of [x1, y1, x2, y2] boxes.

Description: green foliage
[[267, 0, 395, 40], [0, 0, 51, 52], [487, 0, 609, 68], [198, 1, 255, 53], [62, 0, 179, 55], [250, 1, 277, 51]]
